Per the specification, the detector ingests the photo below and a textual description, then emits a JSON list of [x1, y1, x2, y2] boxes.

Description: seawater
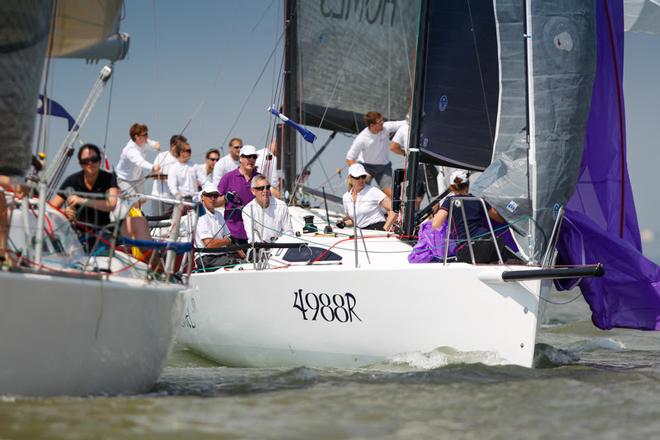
[[2, 290, 660, 440]]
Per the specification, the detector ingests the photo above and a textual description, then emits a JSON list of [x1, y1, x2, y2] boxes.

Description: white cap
[[449, 170, 468, 184], [201, 181, 219, 195], [348, 163, 369, 178], [239, 144, 258, 156]]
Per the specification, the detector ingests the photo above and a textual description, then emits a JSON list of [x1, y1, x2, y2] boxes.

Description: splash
[[383, 346, 506, 370]]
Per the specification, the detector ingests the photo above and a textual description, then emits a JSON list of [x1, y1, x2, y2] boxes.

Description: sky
[[40, 0, 659, 261]]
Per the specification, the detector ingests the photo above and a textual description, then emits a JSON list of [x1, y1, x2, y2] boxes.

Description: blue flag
[[268, 107, 316, 143], [37, 95, 76, 131]]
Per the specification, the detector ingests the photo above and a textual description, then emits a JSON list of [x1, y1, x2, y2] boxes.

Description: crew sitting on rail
[[242, 175, 293, 243], [50, 143, 119, 252], [195, 182, 242, 271], [431, 170, 514, 264], [336, 163, 396, 231]]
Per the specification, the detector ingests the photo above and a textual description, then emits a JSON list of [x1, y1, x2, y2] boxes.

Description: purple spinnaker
[[558, 0, 660, 330]]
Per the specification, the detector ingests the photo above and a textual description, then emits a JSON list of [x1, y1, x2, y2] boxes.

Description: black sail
[[415, 0, 499, 170]]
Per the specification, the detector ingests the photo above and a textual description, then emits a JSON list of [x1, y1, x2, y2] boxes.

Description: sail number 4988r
[[292, 289, 362, 323]]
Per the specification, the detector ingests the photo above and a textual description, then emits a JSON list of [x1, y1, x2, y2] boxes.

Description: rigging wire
[[250, 0, 277, 33], [36, 0, 59, 159], [151, 0, 160, 133], [102, 63, 116, 170]]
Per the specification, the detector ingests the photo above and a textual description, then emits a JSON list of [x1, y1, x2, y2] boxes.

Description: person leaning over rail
[[242, 175, 293, 243], [50, 143, 119, 252], [345, 111, 405, 199], [431, 170, 515, 264], [194, 182, 243, 271], [337, 163, 396, 232], [115, 123, 161, 203]]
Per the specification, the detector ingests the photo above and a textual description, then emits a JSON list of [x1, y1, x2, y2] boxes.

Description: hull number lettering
[[293, 289, 362, 323]]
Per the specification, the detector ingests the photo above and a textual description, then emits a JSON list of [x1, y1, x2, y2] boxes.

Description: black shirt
[[58, 170, 118, 228], [440, 193, 491, 241]]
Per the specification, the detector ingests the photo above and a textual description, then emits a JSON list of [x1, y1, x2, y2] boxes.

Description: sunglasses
[[207, 157, 219, 161], [242, 154, 258, 160], [253, 185, 271, 191], [352, 175, 367, 180], [182, 149, 192, 153], [203, 193, 220, 199], [79, 156, 100, 165], [231, 145, 243, 149]]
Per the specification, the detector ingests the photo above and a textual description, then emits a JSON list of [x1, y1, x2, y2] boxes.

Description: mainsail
[[0, 0, 53, 176], [296, 0, 419, 132]]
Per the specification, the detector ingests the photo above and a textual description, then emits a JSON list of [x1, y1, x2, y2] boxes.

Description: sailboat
[[178, 0, 660, 369], [0, 0, 188, 396]]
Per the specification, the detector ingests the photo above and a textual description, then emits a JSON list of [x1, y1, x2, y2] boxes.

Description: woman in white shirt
[[339, 163, 396, 231], [167, 141, 198, 200]]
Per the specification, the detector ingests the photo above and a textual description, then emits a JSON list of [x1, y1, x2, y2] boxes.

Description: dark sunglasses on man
[[79, 156, 100, 165], [253, 185, 271, 191]]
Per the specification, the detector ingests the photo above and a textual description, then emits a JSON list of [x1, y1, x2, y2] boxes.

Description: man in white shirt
[[242, 175, 293, 243], [195, 148, 220, 189], [345, 111, 405, 199], [115, 123, 161, 199], [212, 137, 242, 186], [195, 182, 239, 271]]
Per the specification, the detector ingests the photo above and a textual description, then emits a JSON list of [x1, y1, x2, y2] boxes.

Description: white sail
[[625, 0, 660, 34]]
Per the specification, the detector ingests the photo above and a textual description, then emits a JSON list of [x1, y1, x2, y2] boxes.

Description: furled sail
[[471, 0, 596, 260], [50, 0, 128, 62], [414, 0, 499, 170], [296, 0, 419, 133], [0, 0, 53, 176]]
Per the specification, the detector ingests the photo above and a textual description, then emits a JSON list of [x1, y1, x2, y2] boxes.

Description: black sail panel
[[417, 0, 499, 170]]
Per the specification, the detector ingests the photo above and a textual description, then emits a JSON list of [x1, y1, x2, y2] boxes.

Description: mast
[[402, 0, 430, 237], [282, 0, 298, 200], [523, 0, 537, 262]]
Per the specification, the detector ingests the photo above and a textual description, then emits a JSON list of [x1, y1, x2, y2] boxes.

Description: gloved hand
[[225, 191, 240, 204], [335, 220, 346, 229]]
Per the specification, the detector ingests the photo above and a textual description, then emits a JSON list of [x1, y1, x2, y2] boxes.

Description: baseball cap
[[348, 163, 370, 178], [239, 145, 258, 156], [201, 181, 219, 196], [449, 170, 468, 184]]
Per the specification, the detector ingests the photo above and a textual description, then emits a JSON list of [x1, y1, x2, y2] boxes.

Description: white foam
[[570, 337, 626, 352], [385, 346, 506, 370]]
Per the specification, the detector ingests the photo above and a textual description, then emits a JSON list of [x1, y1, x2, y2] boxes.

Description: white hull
[[0, 270, 185, 396], [180, 262, 545, 368]]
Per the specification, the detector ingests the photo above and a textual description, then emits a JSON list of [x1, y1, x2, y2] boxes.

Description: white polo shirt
[[212, 154, 239, 187], [195, 163, 213, 187], [195, 208, 230, 248], [242, 197, 293, 243], [392, 121, 409, 151], [151, 150, 178, 198], [342, 184, 387, 228], [345, 120, 405, 165], [167, 161, 198, 198]]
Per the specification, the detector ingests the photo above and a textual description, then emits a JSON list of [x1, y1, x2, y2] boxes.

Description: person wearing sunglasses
[[50, 144, 119, 252], [196, 148, 220, 189], [167, 141, 198, 200], [345, 111, 406, 199], [212, 137, 243, 186], [242, 175, 293, 243], [216, 144, 261, 244], [337, 163, 396, 231], [115, 123, 161, 201], [194, 182, 242, 271]]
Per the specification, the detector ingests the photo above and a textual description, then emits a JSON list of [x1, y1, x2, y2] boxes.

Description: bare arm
[[389, 141, 405, 157], [432, 208, 448, 229], [202, 236, 231, 248], [488, 207, 505, 224], [66, 187, 118, 213]]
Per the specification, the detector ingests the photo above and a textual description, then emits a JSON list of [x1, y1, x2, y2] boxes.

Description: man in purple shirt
[[216, 144, 260, 244]]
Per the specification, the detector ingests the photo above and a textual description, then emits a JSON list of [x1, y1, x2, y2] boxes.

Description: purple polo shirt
[[217, 168, 258, 239]]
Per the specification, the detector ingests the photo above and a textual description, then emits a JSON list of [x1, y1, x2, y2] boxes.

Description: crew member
[[242, 175, 293, 243]]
